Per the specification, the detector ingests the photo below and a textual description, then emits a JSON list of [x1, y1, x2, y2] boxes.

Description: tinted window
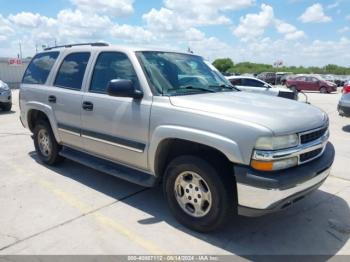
[[90, 52, 139, 94], [54, 52, 90, 90], [229, 78, 242, 85], [296, 76, 306, 81], [22, 52, 59, 84], [242, 79, 265, 87]]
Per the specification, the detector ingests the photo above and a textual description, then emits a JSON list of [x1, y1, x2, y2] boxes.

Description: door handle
[[82, 101, 94, 111], [48, 95, 56, 103]]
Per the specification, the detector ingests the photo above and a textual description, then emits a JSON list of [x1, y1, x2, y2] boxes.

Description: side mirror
[[107, 79, 143, 99], [264, 83, 271, 88]]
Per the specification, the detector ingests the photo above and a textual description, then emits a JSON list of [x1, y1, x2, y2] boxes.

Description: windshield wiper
[[209, 84, 239, 91], [181, 86, 216, 93]]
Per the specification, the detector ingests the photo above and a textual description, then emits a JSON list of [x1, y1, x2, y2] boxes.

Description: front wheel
[[163, 156, 235, 232], [320, 86, 327, 94], [33, 121, 63, 165]]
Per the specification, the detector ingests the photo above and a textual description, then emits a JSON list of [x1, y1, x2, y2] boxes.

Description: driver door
[[81, 51, 151, 170]]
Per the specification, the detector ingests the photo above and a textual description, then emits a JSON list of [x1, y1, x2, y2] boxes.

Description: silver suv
[[20, 43, 335, 232]]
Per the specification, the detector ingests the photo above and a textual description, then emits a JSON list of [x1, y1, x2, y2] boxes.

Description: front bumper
[[338, 100, 350, 117], [235, 142, 335, 217], [0, 90, 12, 103]]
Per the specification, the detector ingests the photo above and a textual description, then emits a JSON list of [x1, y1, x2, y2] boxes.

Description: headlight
[[0, 84, 9, 91], [251, 157, 298, 171], [255, 134, 299, 150]]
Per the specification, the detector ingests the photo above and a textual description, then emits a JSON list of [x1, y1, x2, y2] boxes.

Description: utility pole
[[19, 42, 23, 59]]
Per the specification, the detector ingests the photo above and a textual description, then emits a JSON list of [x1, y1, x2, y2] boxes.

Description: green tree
[[212, 58, 234, 73]]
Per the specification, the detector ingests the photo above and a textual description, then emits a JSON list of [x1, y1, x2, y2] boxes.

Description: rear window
[[22, 52, 59, 84]]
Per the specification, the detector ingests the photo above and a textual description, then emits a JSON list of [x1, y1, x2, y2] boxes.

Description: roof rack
[[44, 42, 109, 51]]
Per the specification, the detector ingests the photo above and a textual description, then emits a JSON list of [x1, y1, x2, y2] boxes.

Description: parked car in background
[[0, 80, 12, 111], [227, 76, 297, 100], [257, 72, 276, 85], [286, 75, 337, 93], [276, 72, 293, 85], [334, 75, 347, 87], [338, 81, 350, 117]]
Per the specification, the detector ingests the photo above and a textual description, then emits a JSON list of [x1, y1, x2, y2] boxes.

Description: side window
[[229, 79, 241, 85], [54, 52, 90, 90], [22, 52, 59, 84], [242, 79, 265, 87], [90, 52, 140, 94]]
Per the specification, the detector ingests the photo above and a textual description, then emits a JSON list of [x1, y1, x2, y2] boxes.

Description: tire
[[163, 155, 235, 232], [33, 120, 63, 165], [320, 86, 327, 94], [1, 103, 11, 112]]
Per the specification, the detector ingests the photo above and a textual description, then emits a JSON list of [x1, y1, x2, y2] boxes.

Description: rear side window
[[242, 79, 265, 87], [90, 52, 139, 94], [229, 78, 242, 85], [22, 52, 59, 84], [54, 52, 90, 90]]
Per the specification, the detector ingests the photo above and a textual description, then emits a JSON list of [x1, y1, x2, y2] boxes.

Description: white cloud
[[233, 4, 275, 41], [8, 12, 55, 28], [338, 26, 350, 33], [143, 8, 188, 33], [143, 0, 254, 29], [70, 0, 134, 16], [299, 3, 332, 23], [230, 37, 350, 67], [275, 20, 305, 40], [327, 1, 339, 9], [0, 15, 14, 39], [56, 9, 112, 40], [233, 5, 305, 42], [110, 24, 154, 43]]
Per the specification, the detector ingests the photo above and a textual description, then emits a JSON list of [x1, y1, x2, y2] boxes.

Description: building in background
[[0, 57, 30, 89]]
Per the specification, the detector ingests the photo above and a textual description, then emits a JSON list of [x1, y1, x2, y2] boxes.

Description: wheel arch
[[26, 103, 61, 143], [149, 125, 244, 179]]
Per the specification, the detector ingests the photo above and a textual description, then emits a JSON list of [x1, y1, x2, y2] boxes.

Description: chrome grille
[[300, 148, 323, 163], [300, 127, 328, 145]]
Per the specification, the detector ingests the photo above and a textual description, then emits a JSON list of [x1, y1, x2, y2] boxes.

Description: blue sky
[[0, 0, 349, 66]]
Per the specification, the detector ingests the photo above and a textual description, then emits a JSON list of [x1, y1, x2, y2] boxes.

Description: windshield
[[136, 51, 236, 96]]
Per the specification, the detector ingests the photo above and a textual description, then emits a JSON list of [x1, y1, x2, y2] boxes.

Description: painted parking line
[[4, 161, 166, 255]]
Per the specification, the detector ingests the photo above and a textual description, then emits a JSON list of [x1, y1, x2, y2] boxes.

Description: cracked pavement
[[0, 90, 349, 256]]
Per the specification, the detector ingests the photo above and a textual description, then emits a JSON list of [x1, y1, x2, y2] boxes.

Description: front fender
[[148, 125, 244, 175], [25, 101, 62, 143]]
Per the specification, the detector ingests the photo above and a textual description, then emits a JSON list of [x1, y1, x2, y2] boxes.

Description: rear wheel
[[163, 155, 235, 232], [320, 86, 327, 94], [33, 121, 63, 165]]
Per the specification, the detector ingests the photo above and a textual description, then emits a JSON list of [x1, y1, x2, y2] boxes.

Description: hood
[[170, 92, 327, 135]]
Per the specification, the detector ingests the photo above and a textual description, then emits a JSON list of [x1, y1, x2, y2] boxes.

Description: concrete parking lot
[[0, 90, 349, 256]]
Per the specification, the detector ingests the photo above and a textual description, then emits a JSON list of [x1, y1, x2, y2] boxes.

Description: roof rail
[[44, 42, 109, 51]]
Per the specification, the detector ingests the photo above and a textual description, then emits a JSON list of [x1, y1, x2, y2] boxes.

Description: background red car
[[286, 75, 337, 93]]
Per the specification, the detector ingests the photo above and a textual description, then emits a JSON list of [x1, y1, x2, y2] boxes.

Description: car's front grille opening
[[300, 127, 327, 144], [300, 148, 323, 162]]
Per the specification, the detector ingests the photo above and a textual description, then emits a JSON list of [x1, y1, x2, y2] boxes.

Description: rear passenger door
[[50, 52, 91, 149], [81, 51, 151, 170]]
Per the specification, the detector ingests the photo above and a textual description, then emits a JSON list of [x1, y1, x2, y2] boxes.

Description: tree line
[[212, 58, 350, 75]]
